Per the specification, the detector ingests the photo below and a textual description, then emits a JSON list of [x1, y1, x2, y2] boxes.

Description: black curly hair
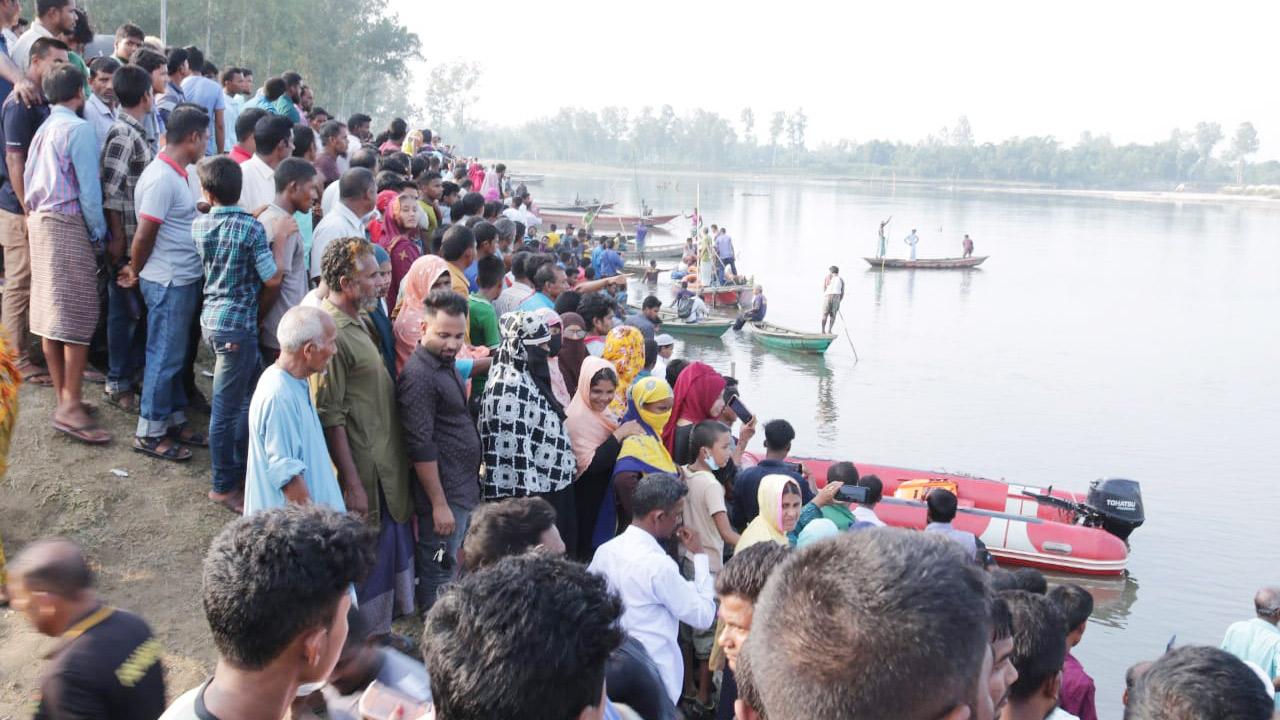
[[320, 236, 374, 296], [202, 505, 374, 669], [423, 554, 623, 720]]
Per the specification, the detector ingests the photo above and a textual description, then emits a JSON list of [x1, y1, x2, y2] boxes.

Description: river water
[[524, 165, 1280, 717]]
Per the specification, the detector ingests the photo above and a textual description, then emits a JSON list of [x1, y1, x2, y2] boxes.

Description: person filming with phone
[[730, 419, 814, 532]]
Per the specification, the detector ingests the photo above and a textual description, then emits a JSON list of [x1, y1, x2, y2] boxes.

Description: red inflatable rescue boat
[[744, 454, 1145, 576]]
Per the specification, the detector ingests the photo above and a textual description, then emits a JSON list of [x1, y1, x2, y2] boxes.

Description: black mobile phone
[[835, 484, 869, 504], [785, 461, 805, 476], [729, 396, 753, 425]]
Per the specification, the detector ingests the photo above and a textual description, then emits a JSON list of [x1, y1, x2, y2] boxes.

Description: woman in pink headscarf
[[468, 162, 485, 193], [367, 190, 397, 247], [393, 255, 491, 384], [376, 189, 422, 312]]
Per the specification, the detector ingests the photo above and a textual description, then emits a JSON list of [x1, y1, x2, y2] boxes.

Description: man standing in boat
[[821, 266, 844, 334], [877, 216, 892, 257], [963, 233, 975, 258], [904, 228, 920, 260]]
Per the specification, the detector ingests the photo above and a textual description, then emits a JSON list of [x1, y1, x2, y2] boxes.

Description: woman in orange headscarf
[[392, 255, 452, 373], [601, 325, 644, 423]]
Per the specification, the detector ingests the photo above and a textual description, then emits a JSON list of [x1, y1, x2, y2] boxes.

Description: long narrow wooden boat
[[747, 321, 836, 353], [539, 202, 616, 212], [626, 306, 732, 338], [743, 452, 1144, 576], [863, 255, 989, 269], [537, 210, 680, 230]]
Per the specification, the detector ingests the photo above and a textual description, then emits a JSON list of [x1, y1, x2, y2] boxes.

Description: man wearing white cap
[[654, 333, 674, 378]]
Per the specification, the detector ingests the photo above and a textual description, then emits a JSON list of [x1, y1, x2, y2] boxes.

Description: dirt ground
[[0, 378, 227, 716]]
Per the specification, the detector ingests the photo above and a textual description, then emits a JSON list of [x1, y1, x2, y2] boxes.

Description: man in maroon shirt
[[1049, 584, 1097, 720]]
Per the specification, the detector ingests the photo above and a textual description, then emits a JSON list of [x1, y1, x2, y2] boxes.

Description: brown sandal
[[53, 419, 111, 445]]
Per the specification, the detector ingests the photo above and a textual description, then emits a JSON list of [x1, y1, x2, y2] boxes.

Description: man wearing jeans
[[117, 104, 209, 465], [100, 64, 155, 412], [396, 289, 481, 611], [193, 155, 288, 513]]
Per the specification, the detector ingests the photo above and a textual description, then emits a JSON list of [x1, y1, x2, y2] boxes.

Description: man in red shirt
[[228, 107, 266, 164], [1049, 584, 1097, 720]]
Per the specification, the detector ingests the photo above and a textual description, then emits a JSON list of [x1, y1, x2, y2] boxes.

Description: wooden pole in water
[[838, 309, 859, 363]]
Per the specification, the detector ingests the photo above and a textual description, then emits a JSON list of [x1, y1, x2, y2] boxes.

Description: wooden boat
[[508, 173, 544, 185], [539, 202, 616, 212], [747, 321, 836, 354], [627, 306, 732, 338], [744, 453, 1144, 576], [697, 284, 751, 309], [537, 210, 680, 230], [634, 243, 688, 260], [863, 255, 989, 269]]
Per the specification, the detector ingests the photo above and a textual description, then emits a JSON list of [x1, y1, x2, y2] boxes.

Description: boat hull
[[748, 322, 836, 354], [746, 454, 1131, 576], [658, 319, 732, 338], [864, 255, 989, 269], [538, 210, 680, 230]]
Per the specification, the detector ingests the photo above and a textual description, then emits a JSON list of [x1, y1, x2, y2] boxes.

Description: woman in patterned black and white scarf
[[479, 311, 580, 555]]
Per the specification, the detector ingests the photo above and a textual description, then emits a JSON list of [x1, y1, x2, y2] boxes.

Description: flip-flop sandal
[[19, 365, 53, 387], [167, 424, 208, 447], [53, 419, 111, 445], [133, 435, 193, 462], [82, 369, 107, 384]]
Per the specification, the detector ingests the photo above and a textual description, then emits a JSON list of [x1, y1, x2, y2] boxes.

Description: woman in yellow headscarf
[[601, 325, 644, 422], [594, 376, 675, 545], [736, 474, 804, 550]]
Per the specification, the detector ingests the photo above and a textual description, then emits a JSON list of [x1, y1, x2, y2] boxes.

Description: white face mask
[[296, 680, 327, 697]]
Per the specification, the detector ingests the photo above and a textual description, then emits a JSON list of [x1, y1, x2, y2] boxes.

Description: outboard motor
[[1086, 478, 1144, 541]]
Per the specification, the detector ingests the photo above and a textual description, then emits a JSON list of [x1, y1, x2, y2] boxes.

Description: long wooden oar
[[837, 308, 860, 363]]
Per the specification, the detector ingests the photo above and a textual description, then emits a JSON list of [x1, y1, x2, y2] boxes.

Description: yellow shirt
[[448, 263, 472, 342], [546, 232, 561, 248]]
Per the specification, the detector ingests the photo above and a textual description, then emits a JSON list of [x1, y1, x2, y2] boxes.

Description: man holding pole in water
[[877, 216, 892, 257], [821, 266, 844, 334], [904, 228, 920, 260], [963, 233, 974, 258]]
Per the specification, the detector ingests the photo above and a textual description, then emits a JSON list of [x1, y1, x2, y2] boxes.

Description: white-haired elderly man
[[243, 305, 344, 514]]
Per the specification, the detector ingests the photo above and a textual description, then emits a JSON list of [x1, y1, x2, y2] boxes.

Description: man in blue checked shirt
[[193, 154, 292, 513]]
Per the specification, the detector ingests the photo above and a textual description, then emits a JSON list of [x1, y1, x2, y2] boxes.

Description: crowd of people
[[0, 5, 1277, 720]]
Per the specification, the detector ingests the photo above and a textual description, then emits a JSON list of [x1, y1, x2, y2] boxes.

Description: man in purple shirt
[[1049, 584, 1097, 720]]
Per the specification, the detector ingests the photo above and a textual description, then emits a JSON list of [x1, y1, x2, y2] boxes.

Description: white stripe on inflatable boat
[[1003, 484, 1042, 518], [981, 516, 1036, 555]]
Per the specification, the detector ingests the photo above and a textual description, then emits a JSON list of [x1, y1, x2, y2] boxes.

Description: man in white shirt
[[310, 167, 376, 281], [11, 0, 73, 73], [588, 473, 716, 704], [851, 474, 886, 527], [501, 194, 539, 229], [237, 114, 292, 212], [821, 264, 844, 334], [219, 66, 247, 153], [321, 146, 376, 215]]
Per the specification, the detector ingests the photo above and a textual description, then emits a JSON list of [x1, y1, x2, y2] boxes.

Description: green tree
[[1227, 122, 1260, 184], [425, 61, 482, 136], [740, 107, 755, 145], [1193, 121, 1223, 178], [951, 115, 974, 147]]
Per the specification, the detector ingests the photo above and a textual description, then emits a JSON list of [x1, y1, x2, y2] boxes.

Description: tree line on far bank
[[447, 97, 1272, 191]]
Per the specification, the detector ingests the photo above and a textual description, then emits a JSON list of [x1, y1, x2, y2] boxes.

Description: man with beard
[[313, 236, 414, 637], [397, 289, 481, 610]]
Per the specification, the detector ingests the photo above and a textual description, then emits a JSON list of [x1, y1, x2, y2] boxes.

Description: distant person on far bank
[[904, 228, 920, 260], [963, 233, 975, 258], [821, 266, 844, 334]]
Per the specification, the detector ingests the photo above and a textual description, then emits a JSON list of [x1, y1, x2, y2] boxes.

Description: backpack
[[675, 295, 695, 320]]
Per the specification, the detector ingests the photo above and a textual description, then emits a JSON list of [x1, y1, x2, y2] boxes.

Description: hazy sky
[[389, 0, 1279, 158]]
